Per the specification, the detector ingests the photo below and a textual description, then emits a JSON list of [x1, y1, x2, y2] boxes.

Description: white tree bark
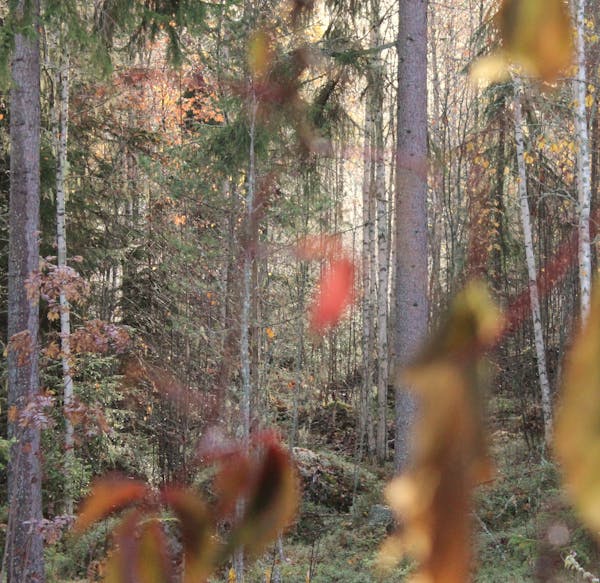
[[513, 80, 553, 445], [361, 98, 375, 460], [54, 44, 75, 516], [371, 0, 389, 463], [573, 0, 592, 322]]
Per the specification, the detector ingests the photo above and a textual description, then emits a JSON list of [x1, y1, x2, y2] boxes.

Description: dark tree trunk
[[5, 0, 45, 581], [394, 0, 429, 472]]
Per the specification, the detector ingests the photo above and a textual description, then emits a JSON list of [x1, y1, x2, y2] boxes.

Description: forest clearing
[[2, 0, 600, 581]]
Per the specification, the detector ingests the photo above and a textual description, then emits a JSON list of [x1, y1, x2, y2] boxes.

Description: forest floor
[[50, 395, 599, 582]]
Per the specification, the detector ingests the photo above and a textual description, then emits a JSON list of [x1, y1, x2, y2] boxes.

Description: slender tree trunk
[[234, 94, 258, 583], [361, 99, 375, 460], [371, 0, 389, 463], [573, 0, 592, 322], [394, 0, 429, 472], [5, 0, 45, 580], [513, 80, 553, 445], [54, 43, 75, 516]]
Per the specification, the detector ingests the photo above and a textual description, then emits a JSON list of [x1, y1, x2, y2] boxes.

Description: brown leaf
[[380, 282, 501, 582], [104, 510, 142, 583], [230, 440, 299, 555], [497, 0, 573, 82], [73, 476, 149, 533], [555, 286, 600, 534], [137, 520, 175, 583], [162, 487, 214, 583]]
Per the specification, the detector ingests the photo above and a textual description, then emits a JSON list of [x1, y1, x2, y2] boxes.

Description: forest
[[2, 0, 600, 581]]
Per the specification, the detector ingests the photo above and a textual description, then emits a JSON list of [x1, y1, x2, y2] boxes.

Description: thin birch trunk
[[513, 80, 553, 445], [371, 0, 389, 463], [361, 99, 374, 460], [54, 44, 75, 516], [573, 0, 592, 322], [234, 93, 258, 583]]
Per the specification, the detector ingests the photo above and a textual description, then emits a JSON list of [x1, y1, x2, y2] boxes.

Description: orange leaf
[[230, 441, 298, 554], [309, 258, 355, 333], [73, 476, 149, 533], [137, 520, 175, 583], [162, 487, 214, 583]]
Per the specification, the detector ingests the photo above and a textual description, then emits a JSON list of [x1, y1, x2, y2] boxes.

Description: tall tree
[[394, 0, 428, 471], [513, 79, 553, 445], [573, 0, 592, 322], [5, 0, 45, 580], [52, 30, 75, 516]]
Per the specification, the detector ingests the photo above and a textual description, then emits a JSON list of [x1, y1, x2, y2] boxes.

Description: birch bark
[[513, 80, 553, 445], [573, 0, 592, 322]]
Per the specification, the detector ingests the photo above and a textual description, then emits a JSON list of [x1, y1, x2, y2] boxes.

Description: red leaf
[[73, 476, 149, 533], [309, 258, 355, 332], [162, 487, 214, 583], [229, 441, 299, 554]]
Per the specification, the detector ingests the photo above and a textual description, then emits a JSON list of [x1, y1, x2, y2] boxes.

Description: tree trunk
[[394, 0, 429, 472], [513, 80, 553, 445], [54, 41, 75, 516], [371, 0, 389, 463], [573, 0, 592, 322], [5, 0, 45, 580]]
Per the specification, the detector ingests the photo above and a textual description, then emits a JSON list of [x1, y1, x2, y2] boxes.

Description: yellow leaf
[[248, 30, 273, 80], [469, 54, 510, 87], [497, 0, 573, 82], [228, 567, 237, 582], [379, 282, 501, 582], [266, 327, 276, 340], [555, 285, 600, 534], [586, 94, 594, 108]]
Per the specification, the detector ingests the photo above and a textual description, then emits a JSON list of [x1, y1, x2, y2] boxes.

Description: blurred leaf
[[497, 0, 573, 81], [137, 520, 175, 583], [309, 258, 355, 333], [555, 286, 600, 534], [213, 452, 252, 517], [230, 441, 298, 554], [471, 0, 573, 86], [104, 510, 142, 583], [380, 282, 501, 582], [74, 476, 149, 533], [470, 54, 511, 86], [162, 487, 214, 583], [248, 30, 273, 80]]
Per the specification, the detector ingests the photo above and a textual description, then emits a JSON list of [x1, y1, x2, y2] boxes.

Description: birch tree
[[573, 0, 592, 322], [512, 80, 553, 444], [53, 33, 75, 516]]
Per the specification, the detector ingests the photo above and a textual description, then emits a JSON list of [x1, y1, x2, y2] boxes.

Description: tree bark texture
[[394, 0, 429, 472], [6, 0, 45, 580], [573, 0, 592, 322], [513, 81, 554, 445]]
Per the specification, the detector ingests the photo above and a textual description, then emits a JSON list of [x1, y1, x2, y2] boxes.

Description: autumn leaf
[[497, 0, 573, 82], [248, 30, 273, 81], [309, 258, 355, 333], [555, 285, 600, 534], [228, 440, 298, 555], [162, 487, 214, 583], [73, 476, 149, 533], [471, 0, 573, 85], [104, 510, 142, 583], [379, 282, 501, 582], [136, 520, 175, 583]]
